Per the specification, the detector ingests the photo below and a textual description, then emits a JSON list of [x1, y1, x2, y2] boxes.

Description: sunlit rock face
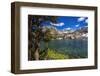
[[41, 25, 88, 40]]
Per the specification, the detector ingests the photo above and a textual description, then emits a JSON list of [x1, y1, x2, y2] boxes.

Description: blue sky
[[42, 16, 88, 31]]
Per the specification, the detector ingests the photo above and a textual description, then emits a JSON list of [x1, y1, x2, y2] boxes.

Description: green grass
[[40, 48, 70, 60]]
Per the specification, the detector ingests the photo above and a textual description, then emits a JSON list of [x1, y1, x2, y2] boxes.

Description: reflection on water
[[40, 39, 88, 58]]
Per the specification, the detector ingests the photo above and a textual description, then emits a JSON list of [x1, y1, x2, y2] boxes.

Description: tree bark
[[44, 42, 49, 60], [34, 47, 39, 60], [34, 41, 40, 60]]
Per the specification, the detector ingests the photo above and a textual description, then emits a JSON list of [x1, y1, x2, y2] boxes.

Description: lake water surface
[[40, 39, 88, 58]]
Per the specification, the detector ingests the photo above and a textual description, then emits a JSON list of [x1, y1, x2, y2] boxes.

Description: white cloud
[[60, 23, 64, 26], [65, 27, 71, 30], [75, 24, 79, 27], [78, 17, 85, 22], [50, 22, 64, 26], [84, 26, 88, 27], [85, 19, 88, 23]]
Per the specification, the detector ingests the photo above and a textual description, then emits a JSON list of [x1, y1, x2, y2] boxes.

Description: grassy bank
[[40, 48, 71, 60]]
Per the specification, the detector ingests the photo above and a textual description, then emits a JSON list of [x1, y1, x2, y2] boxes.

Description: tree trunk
[[34, 47, 39, 60], [44, 42, 49, 60], [34, 41, 40, 60]]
